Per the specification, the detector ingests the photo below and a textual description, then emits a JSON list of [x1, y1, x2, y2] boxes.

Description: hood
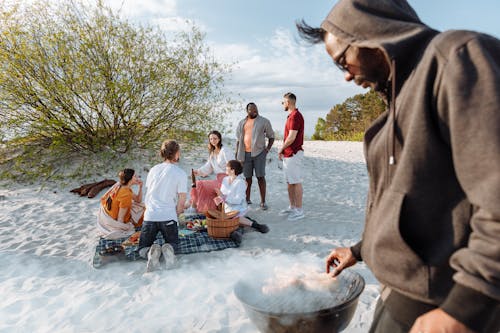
[[321, 0, 438, 83], [321, 0, 439, 165]]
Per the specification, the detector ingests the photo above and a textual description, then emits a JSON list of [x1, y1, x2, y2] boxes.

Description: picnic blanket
[[93, 216, 241, 268]]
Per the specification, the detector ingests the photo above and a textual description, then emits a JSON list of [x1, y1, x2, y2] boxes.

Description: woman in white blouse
[[189, 131, 233, 212]]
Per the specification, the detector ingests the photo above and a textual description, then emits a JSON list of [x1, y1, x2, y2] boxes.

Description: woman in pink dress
[[189, 130, 233, 213]]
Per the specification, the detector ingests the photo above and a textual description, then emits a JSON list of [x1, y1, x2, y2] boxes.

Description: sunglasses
[[334, 44, 351, 72]]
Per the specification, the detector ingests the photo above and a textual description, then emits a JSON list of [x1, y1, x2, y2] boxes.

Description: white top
[[220, 175, 248, 215], [197, 146, 233, 176], [144, 162, 187, 222]]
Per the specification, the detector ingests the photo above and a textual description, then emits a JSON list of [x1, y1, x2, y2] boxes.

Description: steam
[[236, 263, 356, 314]]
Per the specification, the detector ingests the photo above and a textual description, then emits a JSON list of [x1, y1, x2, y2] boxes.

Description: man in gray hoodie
[[297, 1, 499, 332]]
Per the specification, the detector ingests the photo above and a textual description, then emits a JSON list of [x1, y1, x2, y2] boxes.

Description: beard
[[248, 114, 257, 119], [355, 49, 390, 95], [354, 67, 388, 94]]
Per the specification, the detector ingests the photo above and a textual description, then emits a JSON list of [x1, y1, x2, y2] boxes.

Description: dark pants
[[369, 297, 411, 333], [138, 220, 179, 254]]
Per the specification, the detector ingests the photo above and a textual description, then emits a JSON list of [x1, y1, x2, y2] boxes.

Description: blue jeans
[[138, 220, 179, 255]]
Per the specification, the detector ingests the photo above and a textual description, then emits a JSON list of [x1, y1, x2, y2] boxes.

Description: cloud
[[210, 28, 364, 136], [95, 1, 364, 135]]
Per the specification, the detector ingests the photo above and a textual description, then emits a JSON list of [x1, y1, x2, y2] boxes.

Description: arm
[[235, 120, 243, 160], [265, 120, 275, 153], [132, 177, 143, 203], [266, 137, 275, 153], [422, 34, 500, 332], [117, 207, 128, 223], [196, 157, 214, 177], [176, 192, 187, 216], [278, 130, 298, 159]]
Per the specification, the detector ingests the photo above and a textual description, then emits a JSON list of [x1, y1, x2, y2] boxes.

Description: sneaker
[[161, 243, 175, 270], [247, 217, 270, 233], [254, 222, 269, 233], [279, 207, 294, 216], [230, 230, 242, 245], [287, 209, 305, 221], [146, 244, 161, 272], [260, 202, 268, 210]]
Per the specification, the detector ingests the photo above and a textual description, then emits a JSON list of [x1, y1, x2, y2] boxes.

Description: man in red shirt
[[278, 92, 305, 221]]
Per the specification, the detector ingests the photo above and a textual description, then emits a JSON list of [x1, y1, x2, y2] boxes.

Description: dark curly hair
[[296, 19, 326, 44], [119, 168, 135, 185], [227, 160, 243, 176]]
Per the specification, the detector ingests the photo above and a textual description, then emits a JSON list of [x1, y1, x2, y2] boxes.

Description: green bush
[[312, 90, 385, 141], [0, 0, 233, 181]]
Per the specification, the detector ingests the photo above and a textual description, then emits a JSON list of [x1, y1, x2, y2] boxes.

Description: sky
[[103, 0, 500, 137]]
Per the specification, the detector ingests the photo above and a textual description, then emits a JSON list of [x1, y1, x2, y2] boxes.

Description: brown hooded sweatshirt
[[321, 0, 500, 331]]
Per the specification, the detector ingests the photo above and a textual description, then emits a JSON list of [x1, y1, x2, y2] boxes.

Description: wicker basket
[[206, 203, 240, 239]]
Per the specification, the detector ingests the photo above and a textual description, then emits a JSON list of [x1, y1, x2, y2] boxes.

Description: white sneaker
[[146, 244, 161, 272], [279, 207, 294, 216], [161, 243, 175, 270], [288, 209, 305, 221]]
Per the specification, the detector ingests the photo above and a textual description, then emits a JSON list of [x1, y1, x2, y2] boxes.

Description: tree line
[[312, 90, 385, 141]]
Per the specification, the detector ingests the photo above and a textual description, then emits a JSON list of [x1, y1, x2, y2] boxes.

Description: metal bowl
[[234, 270, 365, 333]]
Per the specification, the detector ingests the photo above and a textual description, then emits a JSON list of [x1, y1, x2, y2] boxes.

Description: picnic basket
[[205, 203, 239, 239]]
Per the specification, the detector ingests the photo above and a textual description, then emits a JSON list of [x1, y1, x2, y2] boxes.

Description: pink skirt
[[190, 173, 226, 213]]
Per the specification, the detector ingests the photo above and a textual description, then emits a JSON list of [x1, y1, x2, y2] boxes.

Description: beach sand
[[0, 140, 379, 332]]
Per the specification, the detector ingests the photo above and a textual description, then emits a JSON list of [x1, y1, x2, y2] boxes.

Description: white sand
[[0, 140, 379, 332]]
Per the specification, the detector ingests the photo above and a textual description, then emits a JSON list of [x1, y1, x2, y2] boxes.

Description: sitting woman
[[97, 168, 144, 239], [215, 160, 269, 243], [189, 130, 233, 213]]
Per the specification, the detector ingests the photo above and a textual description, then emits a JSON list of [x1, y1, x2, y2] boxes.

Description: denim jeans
[[138, 220, 179, 255]]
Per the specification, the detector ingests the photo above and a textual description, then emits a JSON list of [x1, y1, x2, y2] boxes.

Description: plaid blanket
[[93, 228, 241, 268]]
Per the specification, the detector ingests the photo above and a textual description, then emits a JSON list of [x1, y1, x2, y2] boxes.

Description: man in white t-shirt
[[138, 140, 187, 272]]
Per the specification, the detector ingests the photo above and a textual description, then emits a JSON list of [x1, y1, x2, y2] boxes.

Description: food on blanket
[[186, 219, 207, 231], [99, 245, 124, 256], [122, 231, 141, 246]]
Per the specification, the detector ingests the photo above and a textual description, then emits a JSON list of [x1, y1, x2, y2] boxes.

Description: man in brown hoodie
[[297, 1, 499, 332]]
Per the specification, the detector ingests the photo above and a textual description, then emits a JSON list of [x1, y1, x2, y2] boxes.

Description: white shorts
[[283, 150, 304, 184]]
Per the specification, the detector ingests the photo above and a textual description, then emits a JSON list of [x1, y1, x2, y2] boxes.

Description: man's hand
[[409, 308, 475, 333], [278, 150, 284, 161], [326, 247, 357, 276]]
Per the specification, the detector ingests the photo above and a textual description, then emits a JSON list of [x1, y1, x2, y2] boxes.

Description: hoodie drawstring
[[389, 59, 397, 166]]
